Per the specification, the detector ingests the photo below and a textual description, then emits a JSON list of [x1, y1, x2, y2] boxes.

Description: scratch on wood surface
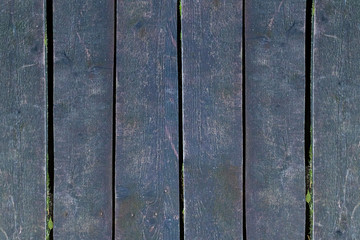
[[351, 202, 360, 221], [165, 125, 178, 160], [343, 169, 350, 204], [19, 64, 36, 69], [9, 196, 17, 233], [76, 32, 91, 60], [0, 227, 9, 240], [268, 0, 286, 30], [167, 25, 177, 49], [323, 34, 340, 40]]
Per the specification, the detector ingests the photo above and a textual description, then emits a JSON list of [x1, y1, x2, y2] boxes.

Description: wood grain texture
[[182, 0, 243, 239], [245, 0, 306, 239], [0, 1, 46, 239], [53, 0, 114, 239], [115, 0, 179, 239], [313, 1, 360, 238]]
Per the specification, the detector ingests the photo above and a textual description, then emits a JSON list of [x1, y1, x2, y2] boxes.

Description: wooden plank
[[53, 1, 114, 238], [115, 0, 179, 239], [245, 0, 306, 239], [0, 1, 46, 239], [313, 1, 360, 238], [182, 0, 243, 238]]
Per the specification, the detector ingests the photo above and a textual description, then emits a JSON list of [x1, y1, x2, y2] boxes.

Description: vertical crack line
[[305, 0, 313, 239], [242, 0, 247, 239], [46, 0, 54, 239], [112, 0, 117, 239], [177, 0, 184, 238]]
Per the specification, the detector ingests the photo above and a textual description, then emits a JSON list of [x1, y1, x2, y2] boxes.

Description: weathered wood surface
[[182, 0, 243, 239], [53, 0, 114, 238], [313, 1, 360, 238], [0, 1, 46, 239], [245, 0, 306, 239], [115, 0, 180, 239]]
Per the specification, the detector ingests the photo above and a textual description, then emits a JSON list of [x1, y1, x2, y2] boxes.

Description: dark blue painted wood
[[53, 0, 114, 238], [245, 0, 306, 239], [0, 1, 46, 239], [313, 0, 360, 238], [182, 0, 244, 239], [115, 0, 180, 239]]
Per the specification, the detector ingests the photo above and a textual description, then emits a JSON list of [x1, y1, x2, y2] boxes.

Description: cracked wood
[[182, 0, 244, 239], [0, 0, 46, 239], [53, 0, 114, 238], [245, 0, 306, 239], [313, 0, 360, 238], [115, 0, 180, 239]]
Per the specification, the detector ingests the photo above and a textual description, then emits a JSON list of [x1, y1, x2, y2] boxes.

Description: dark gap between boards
[[305, 0, 314, 239], [177, 0, 184, 239], [46, 0, 54, 239]]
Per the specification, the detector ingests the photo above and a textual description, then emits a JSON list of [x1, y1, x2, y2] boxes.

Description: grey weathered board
[[245, 0, 306, 239], [182, 0, 243, 239], [53, 0, 114, 239], [115, 0, 180, 239], [313, 0, 360, 238], [0, 1, 46, 239]]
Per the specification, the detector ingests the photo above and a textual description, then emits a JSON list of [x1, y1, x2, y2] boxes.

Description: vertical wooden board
[[313, 1, 360, 238], [0, 1, 46, 239], [115, 0, 179, 239], [245, 0, 305, 239], [53, 0, 114, 239], [182, 0, 243, 239]]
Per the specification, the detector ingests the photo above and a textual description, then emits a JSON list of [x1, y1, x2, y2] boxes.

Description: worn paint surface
[[313, 0, 360, 239], [53, 0, 114, 239], [0, 1, 46, 239], [245, 0, 306, 239], [115, 0, 180, 239], [182, 0, 243, 239]]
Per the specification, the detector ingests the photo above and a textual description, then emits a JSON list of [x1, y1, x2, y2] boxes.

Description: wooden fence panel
[[245, 0, 306, 239], [313, 0, 360, 238], [53, 0, 114, 238], [115, 0, 180, 239], [0, 1, 46, 239], [182, 1, 244, 239]]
